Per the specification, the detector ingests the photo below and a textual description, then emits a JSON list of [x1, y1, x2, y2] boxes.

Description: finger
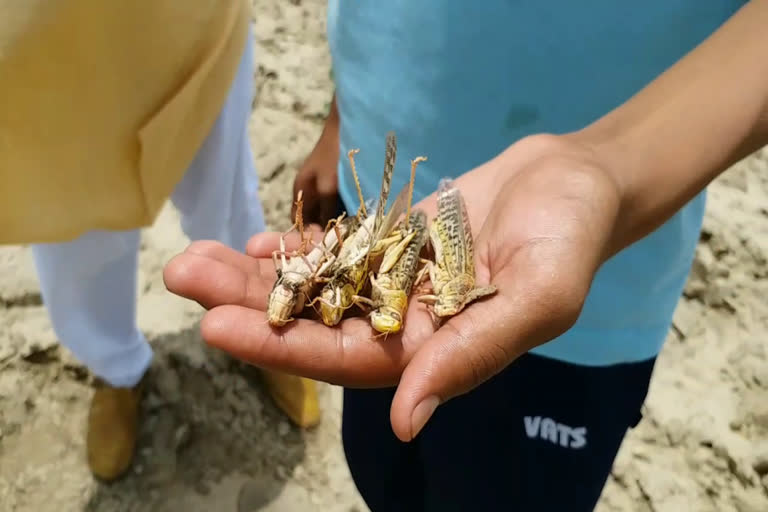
[[200, 305, 412, 387], [165, 240, 270, 295], [185, 240, 263, 272], [389, 242, 588, 442], [164, 250, 275, 311]]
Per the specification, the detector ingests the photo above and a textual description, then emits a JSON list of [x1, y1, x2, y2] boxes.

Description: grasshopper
[[356, 156, 430, 334], [365, 208, 430, 333], [417, 178, 497, 318], [312, 131, 410, 327], [266, 190, 359, 327]]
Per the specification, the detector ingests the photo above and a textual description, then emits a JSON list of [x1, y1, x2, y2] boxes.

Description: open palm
[[164, 134, 622, 440]]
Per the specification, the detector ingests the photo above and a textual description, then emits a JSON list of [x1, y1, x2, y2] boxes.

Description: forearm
[[314, 91, 340, 151], [325, 92, 339, 133], [575, 0, 768, 253]]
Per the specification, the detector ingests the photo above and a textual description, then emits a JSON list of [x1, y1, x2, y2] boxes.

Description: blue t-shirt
[[328, 1, 745, 366]]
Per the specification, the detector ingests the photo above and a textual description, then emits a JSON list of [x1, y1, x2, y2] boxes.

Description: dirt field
[[1, 1, 767, 510]]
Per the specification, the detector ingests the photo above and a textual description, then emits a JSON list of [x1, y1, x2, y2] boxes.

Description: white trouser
[[31, 29, 264, 388]]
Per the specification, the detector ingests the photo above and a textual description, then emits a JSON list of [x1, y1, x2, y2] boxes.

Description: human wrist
[[564, 122, 654, 260]]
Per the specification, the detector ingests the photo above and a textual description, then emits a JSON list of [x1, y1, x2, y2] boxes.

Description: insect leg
[[279, 232, 288, 269], [295, 190, 308, 254], [272, 250, 282, 277], [378, 230, 415, 274], [416, 294, 438, 305], [300, 253, 318, 274], [464, 284, 499, 306], [404, 156, 427, 231], [351, 295, 376, 311], [416, 260, 440, 295], [413, 261, 431, 288]]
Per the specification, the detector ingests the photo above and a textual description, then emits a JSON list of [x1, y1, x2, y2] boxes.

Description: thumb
[[389, 243, 588, 442]]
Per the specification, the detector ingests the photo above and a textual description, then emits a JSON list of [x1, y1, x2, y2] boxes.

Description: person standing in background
[[0, 0, 321, 482]]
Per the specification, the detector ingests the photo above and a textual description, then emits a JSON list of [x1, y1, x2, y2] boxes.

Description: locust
[[311, 131, 410, 327], [266, 190, 359, 327], [417, 178, 497, 318], [365, 208, 429, 333], [356, 156, 430, 334]]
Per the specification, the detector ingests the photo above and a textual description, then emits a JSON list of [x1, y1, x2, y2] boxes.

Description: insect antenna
[[404, 156, 426, 231]]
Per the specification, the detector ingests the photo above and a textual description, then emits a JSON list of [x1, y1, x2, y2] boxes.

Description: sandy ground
[[2, 1, 768, 511]]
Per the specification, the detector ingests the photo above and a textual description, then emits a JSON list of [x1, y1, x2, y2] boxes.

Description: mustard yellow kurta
[[0, 0, 251, 244]]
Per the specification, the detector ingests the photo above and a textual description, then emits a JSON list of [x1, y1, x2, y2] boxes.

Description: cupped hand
[[163, 134, 623, 441]]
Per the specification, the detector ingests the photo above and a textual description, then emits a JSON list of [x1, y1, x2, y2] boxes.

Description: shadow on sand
[[84, 325, 307, 512]]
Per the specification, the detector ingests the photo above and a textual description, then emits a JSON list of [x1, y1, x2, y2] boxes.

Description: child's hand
[[164, 134, 623, 441]]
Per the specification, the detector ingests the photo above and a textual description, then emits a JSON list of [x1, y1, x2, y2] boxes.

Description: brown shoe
[[86, 378, 143, 481], [260, 369, 321, 428]]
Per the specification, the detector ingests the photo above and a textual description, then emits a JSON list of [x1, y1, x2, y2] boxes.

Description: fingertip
[[390, 367, 443, 442], [246, 232, 282, 258], [162, 253, 197, 295], [388, 309, 497, 442], [163, 241, 240, 293], [390, 397, 416, 442]]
